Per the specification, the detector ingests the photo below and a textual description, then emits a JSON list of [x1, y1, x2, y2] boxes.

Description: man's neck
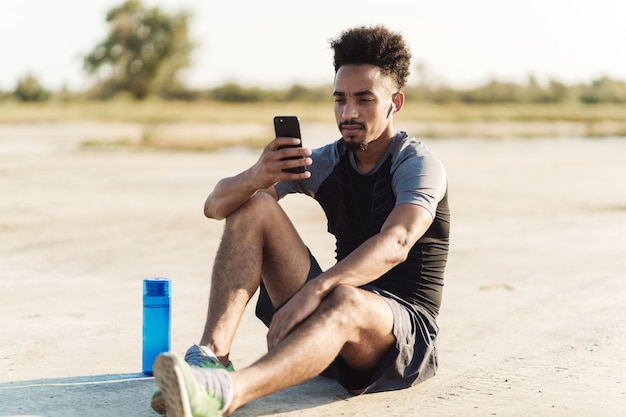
[[353, 132, 395, 174]]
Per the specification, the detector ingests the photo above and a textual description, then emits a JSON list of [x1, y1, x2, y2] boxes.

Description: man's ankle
[[196, 342, 232, 368], [216, 355, 230, 368]]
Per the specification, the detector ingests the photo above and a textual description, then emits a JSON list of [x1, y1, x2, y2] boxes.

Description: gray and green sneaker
[[150, 345, 234, 415], [152, 353, 234, 417]]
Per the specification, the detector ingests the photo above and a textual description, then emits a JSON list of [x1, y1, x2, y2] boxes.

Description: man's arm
[[317, 203, 433, 289], [267, 203, 433, 348], [204, 137, 312, 220]]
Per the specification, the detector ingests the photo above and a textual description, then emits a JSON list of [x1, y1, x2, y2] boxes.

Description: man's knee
[[320, 285, 394, 339], [322, 285, 396, 369], [320, 285, 369, 326], [226, 192, 279, 227], [235, 191, 277, 215]]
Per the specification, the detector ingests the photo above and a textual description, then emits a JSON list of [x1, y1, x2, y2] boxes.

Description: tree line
[[408, 75, 626, 105], [6, 71, 626, 106], [2, 0, 626, 105]]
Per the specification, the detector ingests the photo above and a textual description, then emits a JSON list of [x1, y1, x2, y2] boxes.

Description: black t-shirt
[[276, 132, 450, 318]]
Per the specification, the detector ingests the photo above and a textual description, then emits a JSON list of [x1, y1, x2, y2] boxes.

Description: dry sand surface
[[0, 122, 625, 416]]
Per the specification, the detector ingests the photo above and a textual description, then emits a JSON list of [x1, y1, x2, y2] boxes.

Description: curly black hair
[[330, 25, 411, 90]]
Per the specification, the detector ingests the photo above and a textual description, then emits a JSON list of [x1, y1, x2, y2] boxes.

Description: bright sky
[[1, 0, 625, 91]]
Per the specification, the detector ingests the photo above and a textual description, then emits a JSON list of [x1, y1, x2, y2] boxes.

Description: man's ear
[[392, 91, 405, 116]]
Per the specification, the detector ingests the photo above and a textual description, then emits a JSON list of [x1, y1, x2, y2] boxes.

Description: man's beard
[[344, 140, 369, 152], [340, 120, 369, 152]]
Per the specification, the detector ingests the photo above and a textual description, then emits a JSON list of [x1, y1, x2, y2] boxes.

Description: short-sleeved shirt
[[275, 131, 450, 318]]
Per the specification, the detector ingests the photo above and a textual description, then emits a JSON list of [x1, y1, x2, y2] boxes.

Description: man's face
[[333, 64, 396, 151]]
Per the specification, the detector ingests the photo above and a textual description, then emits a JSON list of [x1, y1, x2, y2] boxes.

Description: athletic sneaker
[[150, 345, 234, 415], [153, 352, 234, 417]]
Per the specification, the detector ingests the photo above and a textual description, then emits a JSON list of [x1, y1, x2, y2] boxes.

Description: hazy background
[[2, 0, 626, 91]]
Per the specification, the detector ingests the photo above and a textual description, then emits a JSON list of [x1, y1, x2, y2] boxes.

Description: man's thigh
[[255, 249, 322, 327], [330, 286, 439, 395], [243, 192, 311, 306]]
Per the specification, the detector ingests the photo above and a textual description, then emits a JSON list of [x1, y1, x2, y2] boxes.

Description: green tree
[[13, 74, 50, 102], [83, 0, 193, 100]]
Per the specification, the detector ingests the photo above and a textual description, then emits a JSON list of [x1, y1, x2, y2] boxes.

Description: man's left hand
[[266, 280, 323, 350]]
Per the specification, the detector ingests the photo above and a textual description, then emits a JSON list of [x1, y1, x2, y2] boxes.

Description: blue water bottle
[[142, 278, 171, 375]]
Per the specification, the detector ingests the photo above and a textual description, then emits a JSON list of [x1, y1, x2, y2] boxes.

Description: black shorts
[[254, 251, 439, 395]]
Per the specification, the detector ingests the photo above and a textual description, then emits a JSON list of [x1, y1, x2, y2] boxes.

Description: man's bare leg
[[199, 192, 312, 364], [224, 284, 396, 414]]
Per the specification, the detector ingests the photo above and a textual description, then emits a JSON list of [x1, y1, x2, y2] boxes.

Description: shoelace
[[184, 344, 220, 367], [184, 344, 234, 370]]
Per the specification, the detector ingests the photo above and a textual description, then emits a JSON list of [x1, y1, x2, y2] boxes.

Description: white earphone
[[387, 102, 396, 119]]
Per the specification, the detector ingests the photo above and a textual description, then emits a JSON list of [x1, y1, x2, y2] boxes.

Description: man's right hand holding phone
[[247, 137, 312, 192]]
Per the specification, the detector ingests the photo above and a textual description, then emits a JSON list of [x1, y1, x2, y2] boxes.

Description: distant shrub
[[159, 84, 201, 101], [578, 76, 626, 104], [284, 84, 331, 102], [210, 82, 271, 102], [13, 74, 50, 102]]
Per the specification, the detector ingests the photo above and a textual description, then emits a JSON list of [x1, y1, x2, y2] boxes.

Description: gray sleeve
[[275, 142, 340, 200], [391, 140, 447, 217]]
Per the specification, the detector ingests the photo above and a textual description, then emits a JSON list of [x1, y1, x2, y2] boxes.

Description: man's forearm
[[316, 204, 433, 293], [204, 168, 262, 220], [316, 230, 411, 293]]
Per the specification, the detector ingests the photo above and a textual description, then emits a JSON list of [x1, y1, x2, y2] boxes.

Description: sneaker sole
[[153, 354, 193, 417], [151, 354, 233, 416], [150, 389, 167, 415]]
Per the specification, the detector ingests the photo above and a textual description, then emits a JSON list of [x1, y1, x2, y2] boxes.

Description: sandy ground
[[0, 122, 625, 416]]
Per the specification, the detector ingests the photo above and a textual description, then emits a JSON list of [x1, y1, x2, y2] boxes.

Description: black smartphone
[[274, 116, 305, 173]]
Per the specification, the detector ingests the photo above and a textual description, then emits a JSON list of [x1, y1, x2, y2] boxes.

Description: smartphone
[[274, 116, 305, 173]]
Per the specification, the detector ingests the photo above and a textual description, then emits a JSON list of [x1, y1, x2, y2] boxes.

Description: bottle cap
[[144, 278, 171, 296]]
